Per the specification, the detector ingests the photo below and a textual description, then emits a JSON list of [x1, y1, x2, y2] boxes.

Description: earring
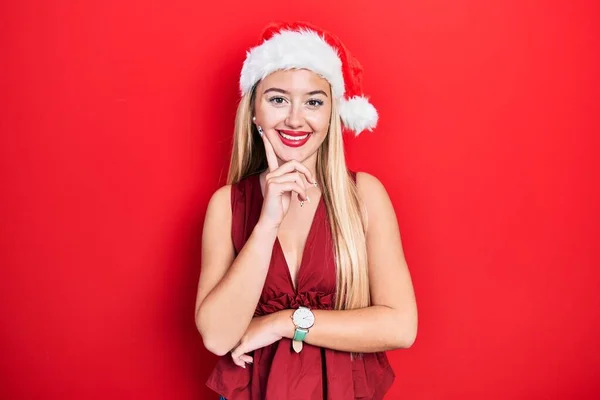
[[257, 126, 264, 137], [252, 116, 256, 122]]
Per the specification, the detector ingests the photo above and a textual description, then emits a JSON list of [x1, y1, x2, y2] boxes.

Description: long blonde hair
[[227, 84, 370, 311]]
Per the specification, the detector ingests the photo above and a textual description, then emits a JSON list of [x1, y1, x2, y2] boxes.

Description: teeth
[[279, 131, 309, 141]]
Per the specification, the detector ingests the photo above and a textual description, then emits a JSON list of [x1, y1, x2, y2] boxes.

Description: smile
[[277, 130, 312, 148]]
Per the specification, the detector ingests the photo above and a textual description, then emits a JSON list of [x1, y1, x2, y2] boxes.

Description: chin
[[275, 137, 323, 161], [275, 145, 319, 162]]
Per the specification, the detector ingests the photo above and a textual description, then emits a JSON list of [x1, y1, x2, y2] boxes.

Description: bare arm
[[272, 172, 418, 352], [194, 185, 278, 356], [195, 153, 314, 357]]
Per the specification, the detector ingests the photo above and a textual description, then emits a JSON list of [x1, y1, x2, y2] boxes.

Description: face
[[253, 69, 332, 164]]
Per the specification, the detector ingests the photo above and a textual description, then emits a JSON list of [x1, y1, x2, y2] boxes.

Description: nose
[[285, 104, 304, 129]]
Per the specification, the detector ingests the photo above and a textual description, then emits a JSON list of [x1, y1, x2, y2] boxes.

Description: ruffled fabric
[[254, 291, 335, 316]]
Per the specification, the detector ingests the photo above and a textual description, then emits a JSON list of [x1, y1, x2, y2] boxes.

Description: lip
[[277, 130, 312, 148]]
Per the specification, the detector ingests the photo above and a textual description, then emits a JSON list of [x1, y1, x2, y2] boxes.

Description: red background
[[1, 0, 599, 399]]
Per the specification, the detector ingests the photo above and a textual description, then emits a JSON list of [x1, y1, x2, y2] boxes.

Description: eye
[[307, 99, 324, 107], [268, 96, 287, 105]]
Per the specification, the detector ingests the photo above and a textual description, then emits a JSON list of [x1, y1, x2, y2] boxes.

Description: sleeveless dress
[[206, 171, 395, 399]]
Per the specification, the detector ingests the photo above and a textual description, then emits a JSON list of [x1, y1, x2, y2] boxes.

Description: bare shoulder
[[202, 184, 234, 248], [355, 172, 393, 210], [354, 171, 395, 230], [355, 171, 389, 199], [205, 184, 232, 219]]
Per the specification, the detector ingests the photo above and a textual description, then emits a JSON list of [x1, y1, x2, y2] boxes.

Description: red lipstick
[[277, 130, 312, 148]]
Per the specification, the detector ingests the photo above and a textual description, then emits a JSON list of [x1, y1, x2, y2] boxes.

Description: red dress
[[206, 171, 395, 399]]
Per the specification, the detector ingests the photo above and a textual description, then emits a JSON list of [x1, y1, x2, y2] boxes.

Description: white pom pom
[[338, 96, 378, 136]]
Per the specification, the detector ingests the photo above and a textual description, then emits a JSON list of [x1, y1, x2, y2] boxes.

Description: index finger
[[261, 130, 279, 173]]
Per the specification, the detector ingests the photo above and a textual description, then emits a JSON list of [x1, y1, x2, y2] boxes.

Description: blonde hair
[[227, 84, 370, 311]]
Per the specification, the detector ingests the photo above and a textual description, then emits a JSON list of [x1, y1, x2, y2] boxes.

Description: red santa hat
[[240, 21, 378, 136]]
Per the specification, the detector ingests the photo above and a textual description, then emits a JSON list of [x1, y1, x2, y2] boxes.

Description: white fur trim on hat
[[240, 28, 345, 98], [338, 96, 378, 135]]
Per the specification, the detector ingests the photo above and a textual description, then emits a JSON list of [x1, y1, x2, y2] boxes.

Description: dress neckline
[[253, 173, 324, 294]]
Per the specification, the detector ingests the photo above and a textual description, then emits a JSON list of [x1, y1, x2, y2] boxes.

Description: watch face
[[293, 307, 315, 329]]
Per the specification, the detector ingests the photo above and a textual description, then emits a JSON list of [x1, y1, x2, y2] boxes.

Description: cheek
[[255, 103, 287, 126], [305, 109, 331, 132]]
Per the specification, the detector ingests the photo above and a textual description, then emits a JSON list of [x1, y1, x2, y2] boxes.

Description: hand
[[258, 131, 318, 230], [230, 310, 293, 368]]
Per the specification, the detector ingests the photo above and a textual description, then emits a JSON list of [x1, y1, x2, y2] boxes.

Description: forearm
[[197, 222, 277, 355], [277, 305, 417, 353]]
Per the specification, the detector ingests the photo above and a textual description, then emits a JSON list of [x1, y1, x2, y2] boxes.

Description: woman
[[195, 21, 418, 400]]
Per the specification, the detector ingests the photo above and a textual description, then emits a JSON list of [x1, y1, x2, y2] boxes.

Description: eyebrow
[[263, 88, 329, 97]]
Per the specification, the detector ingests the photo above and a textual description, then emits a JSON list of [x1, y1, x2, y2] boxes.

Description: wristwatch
[[291, 306, 315, 353]]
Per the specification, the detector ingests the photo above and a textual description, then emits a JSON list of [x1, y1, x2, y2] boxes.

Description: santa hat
[[240, 21, 378, 136]]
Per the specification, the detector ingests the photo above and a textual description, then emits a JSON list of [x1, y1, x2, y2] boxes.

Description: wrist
[[274, 309, 295, 339], [253, 220, 279, 240]]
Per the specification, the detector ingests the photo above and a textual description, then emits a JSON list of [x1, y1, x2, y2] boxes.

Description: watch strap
[[293, 327, 308, 341], [292, 328, 309, 353]]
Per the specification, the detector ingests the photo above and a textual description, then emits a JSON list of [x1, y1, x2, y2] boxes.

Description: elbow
[[393, 327, 417, 349], [202, 336, 230, 357], [195, 310, 229, 357], [197, 324, 231, 356], [390, 312, 418, 349], [398, 328, 417, 349]]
